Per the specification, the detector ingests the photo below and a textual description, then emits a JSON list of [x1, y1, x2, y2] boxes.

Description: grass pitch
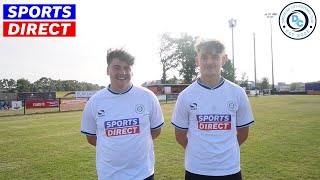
[[0, 95, 319, 179]]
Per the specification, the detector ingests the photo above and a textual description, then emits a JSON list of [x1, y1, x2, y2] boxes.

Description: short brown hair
[[194, 39, 225, 55], [106, 48, 135, 66]]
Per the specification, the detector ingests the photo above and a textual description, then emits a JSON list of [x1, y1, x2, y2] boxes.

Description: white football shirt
[[81, 85, 164, 180], [171, 78, 254, 176]]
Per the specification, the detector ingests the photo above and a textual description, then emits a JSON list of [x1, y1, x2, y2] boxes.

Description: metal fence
[[0, 93, 180, 117], [0, 98, 89, 117]]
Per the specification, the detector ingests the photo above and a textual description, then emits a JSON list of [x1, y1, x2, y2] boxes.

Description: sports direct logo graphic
[[3, 4, 76, 37], [279, 2, 316, 40], [104, 118, 140, 137], [197, 114, 231, 130]]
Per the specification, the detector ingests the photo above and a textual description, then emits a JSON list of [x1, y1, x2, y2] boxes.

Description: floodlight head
[[229, 18, 237, 28], [265, 12, 277, 18]]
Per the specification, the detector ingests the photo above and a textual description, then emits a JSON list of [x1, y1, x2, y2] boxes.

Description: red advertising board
[[26, 100, 59, 109]]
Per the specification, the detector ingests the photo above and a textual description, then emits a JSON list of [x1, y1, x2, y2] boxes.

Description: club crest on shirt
[[135, 104, 145, 114], [227, 101, 236, 111]]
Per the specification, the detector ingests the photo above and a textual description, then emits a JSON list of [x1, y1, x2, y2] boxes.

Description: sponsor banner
[[249, 90, 259, 96], [26, 100, 58, 109], [197, 114, 231, 130], [164, 87, 171, 94], [167, 94, 178, 100], [11, 101, 22, 110], [60, 99, 87, 110], [104, 118, 140, 137], [3, 4, 76, 37], [0, 101, 6, 110], [75, 91, 97, 98], [3, 21, 76, 37], [156, 94, 166, 101]]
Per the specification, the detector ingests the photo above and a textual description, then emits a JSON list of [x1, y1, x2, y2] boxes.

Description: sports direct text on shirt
[[104, 118, 140, 137], [197, 114, 231, 130], [2, 4, 76, 37]]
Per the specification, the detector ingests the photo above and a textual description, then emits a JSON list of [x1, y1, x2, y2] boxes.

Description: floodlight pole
[[265, 13, 277, 92], [253, 33, 257, 88], [229, 18, 237, 83]]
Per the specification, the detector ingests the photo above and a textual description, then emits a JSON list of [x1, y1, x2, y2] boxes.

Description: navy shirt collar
[[197, 77, 225, 90], [107, 84, 133, 95]]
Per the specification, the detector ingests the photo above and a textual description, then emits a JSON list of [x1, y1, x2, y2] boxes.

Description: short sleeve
[[171, 93, 189, 130], [149, 93, 165, 130], [81, 99, 97, 136], [236, 89, 255, 128]]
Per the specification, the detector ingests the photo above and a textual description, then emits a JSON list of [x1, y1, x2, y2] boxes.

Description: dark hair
[[194, 39, 225, 55], [106, 48, 135, 66]]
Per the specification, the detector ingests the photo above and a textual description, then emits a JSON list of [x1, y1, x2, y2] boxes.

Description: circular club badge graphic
[[279, 2, 316, 40], [227, 101, 236, 111], [135, 104, 145, 114]]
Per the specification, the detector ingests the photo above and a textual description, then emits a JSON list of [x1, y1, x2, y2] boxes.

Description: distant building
[[143, 83, 189, 95], [290, 82, 305, 92], [277, 82, 286, 86], [276, 82, 290, 92]]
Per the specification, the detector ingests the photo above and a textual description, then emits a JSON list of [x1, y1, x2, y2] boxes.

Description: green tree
[[16, 78, 31, 92], [0, 79, 7, 91], [159, 33, 178, 83], [0, 79, 16, 92], [258, 77, 270, 90], [222, 57, 236, 82], [53, 80, 64, 91], [62, 80, 78, 91], [239, 72, 249, 88], [166, 75, 178, 84], [32, 77, 54, 92], [2, 77, 102, 92], [175, 33, 198, 84]]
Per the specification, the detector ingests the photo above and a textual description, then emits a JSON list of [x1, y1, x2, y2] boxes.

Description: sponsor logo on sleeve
[[196, 114, 231, 130], [104, 118, 140, 137], [190, 103, 197, 110], [97, 110, 105, 117]]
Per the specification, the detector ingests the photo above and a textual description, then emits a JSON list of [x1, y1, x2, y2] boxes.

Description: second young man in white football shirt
[[172, 39, 254, 180]]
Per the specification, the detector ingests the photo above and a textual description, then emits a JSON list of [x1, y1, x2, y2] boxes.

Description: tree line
[[158, 33, 271, 90], [2, 33, 274, 93], [0, 77, 104, 93]]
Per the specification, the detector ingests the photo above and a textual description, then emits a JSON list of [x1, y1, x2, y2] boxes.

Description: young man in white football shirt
[[81, 49, 164, 180], [171, 39, 254, 180]]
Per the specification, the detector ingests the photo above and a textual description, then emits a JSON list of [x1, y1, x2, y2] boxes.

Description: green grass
[[242, 95, 320, 180], [0, 95, 319, 179]]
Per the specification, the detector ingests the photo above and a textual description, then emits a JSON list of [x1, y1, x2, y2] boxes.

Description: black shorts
[[144, 174, 154, 180], [185, 170, 242, 180]]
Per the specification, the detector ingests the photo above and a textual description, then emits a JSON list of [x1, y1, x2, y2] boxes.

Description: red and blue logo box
[[3, 4, 76, 37]]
